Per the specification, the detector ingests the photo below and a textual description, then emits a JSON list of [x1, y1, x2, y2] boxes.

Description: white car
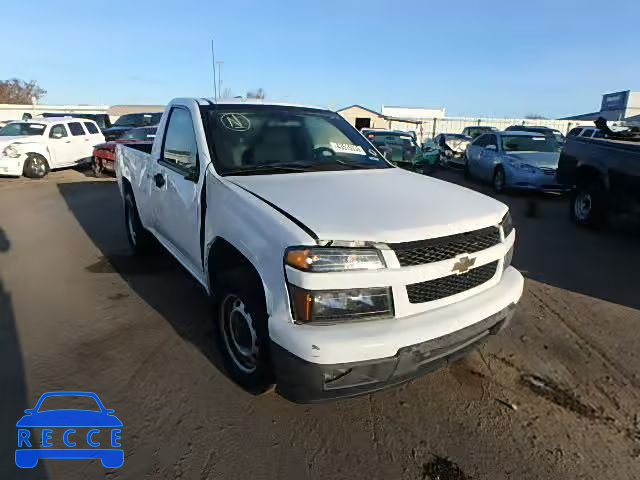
[[0, 117, 105, 178], [117, 98, 524, 402]]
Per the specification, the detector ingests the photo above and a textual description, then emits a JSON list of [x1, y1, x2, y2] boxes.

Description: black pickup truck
[[557, 135, 640, 228]]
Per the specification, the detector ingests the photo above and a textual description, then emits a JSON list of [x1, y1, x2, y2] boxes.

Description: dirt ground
[[1, 167, 639, 480]]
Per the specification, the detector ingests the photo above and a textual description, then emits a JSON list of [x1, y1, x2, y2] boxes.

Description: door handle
[[65, 140, 72, 143], [153, 173, 165, 188]]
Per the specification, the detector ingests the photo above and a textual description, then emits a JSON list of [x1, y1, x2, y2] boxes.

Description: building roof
[[336, 104, 383, 117]]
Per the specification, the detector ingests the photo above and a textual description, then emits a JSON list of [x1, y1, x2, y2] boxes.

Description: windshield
[[114, 113, 162, 127], [37, 395, 101, 412], [467, 127, 494, 138], [204, 106, 391, 175], [0, 122, 46, 136], [120, 127, 157, 141], [501, 135, 560, 152], [366, 132, 419, 163]]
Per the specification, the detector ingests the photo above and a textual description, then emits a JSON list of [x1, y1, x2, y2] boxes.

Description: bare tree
[[221, 87, 234, 99], [246, 88, 266, 99], [0, 79, 46, 104]]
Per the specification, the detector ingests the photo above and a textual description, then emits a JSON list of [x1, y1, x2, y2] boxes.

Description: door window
[[161, 108, 198, 175], [84, 122, 99, 134], [68, 122, 86, 136], [473, 134, 489, 147], [49, 124, 68, 139], [485, 134, 498, 149]]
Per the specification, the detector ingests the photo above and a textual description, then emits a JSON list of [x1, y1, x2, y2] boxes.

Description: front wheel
[[213, 269, 273, 393], [570, 181, 609, 228], [22, 154, 49, 179], [492, 166, 506, 193]]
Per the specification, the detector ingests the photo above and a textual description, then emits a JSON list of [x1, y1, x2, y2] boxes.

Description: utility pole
[[211, 40, 218, 101], [216, 61, 224, 98]]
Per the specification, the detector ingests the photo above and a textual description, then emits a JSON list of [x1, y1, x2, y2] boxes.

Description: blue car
[[16, 391, 123, 469], [465, 131, 566, 193]]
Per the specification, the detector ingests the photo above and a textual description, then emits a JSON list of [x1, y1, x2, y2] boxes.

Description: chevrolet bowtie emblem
[[452, 256, 476, 274]]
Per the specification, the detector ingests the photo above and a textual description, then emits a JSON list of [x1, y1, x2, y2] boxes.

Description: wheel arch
[[575, 164, 608, 190], [206, 237, 269, 314]]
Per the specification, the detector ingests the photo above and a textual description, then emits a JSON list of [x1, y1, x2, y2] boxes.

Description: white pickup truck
[[116, 98, 523, 402], [0, 118, 104, 178]]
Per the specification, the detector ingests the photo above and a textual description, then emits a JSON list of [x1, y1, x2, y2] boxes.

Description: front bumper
[[506, 168, 568, 192], [272, 302, 516, 402], [444, 153, 466, 168], [0, 156, 25, 176]]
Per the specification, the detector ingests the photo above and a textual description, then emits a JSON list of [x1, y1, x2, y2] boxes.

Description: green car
[[362, 130, 439, 174]]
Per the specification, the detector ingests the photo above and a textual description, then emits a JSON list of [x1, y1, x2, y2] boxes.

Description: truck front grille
[[406, 261, 499, 303], [390, 227, 501, 267]]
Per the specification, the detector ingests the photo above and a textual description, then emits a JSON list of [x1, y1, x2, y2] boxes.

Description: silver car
[[465, 131, 565, 193]]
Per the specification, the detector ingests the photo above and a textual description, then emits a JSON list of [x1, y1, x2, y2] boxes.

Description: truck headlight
[[2, 144, 20, 158], [503, 244, 514, 271], [288, 285, 393, 323], [285, 247, 385, 272], [500, 211, 513, 238]]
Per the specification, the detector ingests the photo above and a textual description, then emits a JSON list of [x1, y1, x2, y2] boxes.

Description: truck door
[[149, 106, 203, 272]]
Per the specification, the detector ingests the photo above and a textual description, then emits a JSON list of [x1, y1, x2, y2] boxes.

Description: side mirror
[[52, 133, 63, 139], [486, 145, 497, 151]]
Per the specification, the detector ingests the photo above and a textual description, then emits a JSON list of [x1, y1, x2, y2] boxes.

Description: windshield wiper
[[222, 163, 317, 176]]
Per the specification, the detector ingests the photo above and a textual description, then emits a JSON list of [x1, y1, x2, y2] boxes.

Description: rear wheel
[[492, 166, 506, 193], [570, 180, 609, 228], [213, 268, 273, 393], [124, 191, 153, 254], [22, 153, 49, 179], [92, 156, 104, 178]]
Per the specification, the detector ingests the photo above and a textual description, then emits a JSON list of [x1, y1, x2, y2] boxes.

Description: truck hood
[[0, 135, 41, 146], [445, 138, 470, 153], [227, 168, 507, 243], [505, 151, 560, 168]]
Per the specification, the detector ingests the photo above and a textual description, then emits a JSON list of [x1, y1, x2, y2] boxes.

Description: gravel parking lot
[[1, 168, 639, 480]]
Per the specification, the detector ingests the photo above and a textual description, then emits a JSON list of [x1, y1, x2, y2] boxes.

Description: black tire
[[416, 162, 436, 176], [92, 157, 104, 178], [124, 191, 153, 254], [212, 268, 273, 393], [570, 180, 609, 228], [492, 166, 506, 193], [463, 157, 471, 180], [22, 154, 49, 179]]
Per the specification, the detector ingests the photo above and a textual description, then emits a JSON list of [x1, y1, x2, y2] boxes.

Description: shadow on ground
[[56, 181, 229, 382], [435, 168, 640, 310], [0, 227, 51, 479]]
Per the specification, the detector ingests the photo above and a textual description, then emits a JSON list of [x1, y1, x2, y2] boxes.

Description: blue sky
[[4, 0, 638, 118]]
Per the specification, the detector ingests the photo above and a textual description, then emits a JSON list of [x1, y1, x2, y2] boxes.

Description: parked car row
[[0, 111, 162, 179]]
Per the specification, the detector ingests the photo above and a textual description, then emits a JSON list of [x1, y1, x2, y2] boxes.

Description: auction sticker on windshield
[[219, 113, 251, 131], [330, 142, 365, 155]]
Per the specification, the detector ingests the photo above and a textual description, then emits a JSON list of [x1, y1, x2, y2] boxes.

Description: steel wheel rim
[[220, 294, 258, 373], [574, 192, 592, 221], [33, 157, 45, 176]]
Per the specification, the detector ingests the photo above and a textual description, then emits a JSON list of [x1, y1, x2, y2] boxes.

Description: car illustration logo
[[452, 256, 476, 274], [15, 391, 123, 469]]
